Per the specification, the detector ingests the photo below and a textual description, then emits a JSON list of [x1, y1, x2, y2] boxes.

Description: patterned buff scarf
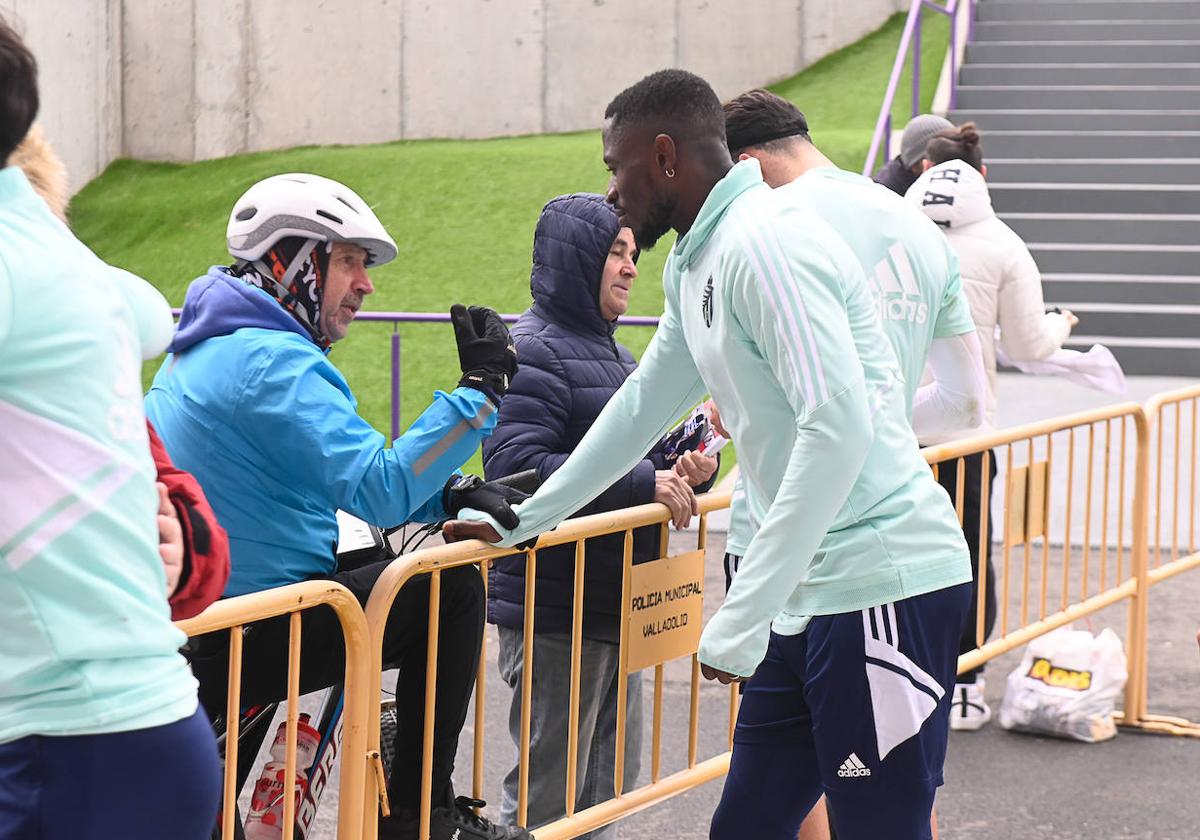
[[231, 236, 333, 349]]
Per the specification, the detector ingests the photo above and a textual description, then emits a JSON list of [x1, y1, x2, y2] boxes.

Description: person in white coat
[[906, 122, 1078, 730]]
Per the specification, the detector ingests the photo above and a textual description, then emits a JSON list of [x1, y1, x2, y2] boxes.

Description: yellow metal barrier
[[184, 388, 1200, 840], [360, 491, 733, 840], [1129, 384, 1200, 737], [176, 581, 374, 840], [921, 403, 1152, 721]]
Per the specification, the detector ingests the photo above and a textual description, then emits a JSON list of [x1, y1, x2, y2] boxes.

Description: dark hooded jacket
[[483, 194, 713, 643], [874, 154, 919, 196]]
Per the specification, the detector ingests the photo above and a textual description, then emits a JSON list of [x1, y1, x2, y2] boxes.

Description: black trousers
[[190, 561, 485, 809], [934, 449, 998, 683]]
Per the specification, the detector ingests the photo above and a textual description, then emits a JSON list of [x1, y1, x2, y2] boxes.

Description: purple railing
[[169, 308, 661, 440], [861, 0, 975, 178], [354, 311, 661, 440]]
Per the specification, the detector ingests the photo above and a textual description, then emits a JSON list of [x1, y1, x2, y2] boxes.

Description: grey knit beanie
[[900, 114, 954, 167]]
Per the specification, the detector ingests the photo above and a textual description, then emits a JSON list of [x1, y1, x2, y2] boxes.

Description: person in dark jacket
[[873, 113, 953, 195], [483, 193, 718, 836]]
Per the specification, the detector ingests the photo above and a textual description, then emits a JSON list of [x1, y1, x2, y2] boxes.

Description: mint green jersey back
[[780, 168, 975, 413], [725, 167, 975, 558], [0, 167, 197, 741]]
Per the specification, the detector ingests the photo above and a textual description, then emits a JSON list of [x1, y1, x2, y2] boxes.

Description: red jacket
[[148, 422, 230, 620]]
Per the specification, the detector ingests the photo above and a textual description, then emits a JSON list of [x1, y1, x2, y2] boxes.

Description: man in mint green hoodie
[[0, 16, 219, 839], [447, 70, 971, 839]]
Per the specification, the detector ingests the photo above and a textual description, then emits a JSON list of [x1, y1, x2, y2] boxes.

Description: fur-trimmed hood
[[8, 125, 69, 221]]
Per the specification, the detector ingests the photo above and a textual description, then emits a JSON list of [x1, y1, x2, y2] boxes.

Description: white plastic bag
[[998, 626, 1128, 743]]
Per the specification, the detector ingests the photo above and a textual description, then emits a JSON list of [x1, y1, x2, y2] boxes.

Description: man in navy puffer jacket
[[483, 193, 717, 836]]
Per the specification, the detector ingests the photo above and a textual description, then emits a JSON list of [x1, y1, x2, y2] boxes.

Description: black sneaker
[[379, 796, 530, 840]]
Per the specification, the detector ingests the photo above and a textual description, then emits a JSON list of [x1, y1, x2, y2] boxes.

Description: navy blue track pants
[[0, 708, 220, 840]]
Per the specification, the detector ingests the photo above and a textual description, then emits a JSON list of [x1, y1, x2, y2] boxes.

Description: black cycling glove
[[451, 304, 518, 399], [442, 474, 529, 530]]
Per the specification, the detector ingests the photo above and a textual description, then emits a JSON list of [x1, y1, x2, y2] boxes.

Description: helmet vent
[[315, 209, 343, 225], [235, 207, 257, 221], [335, 195, 360, 214]]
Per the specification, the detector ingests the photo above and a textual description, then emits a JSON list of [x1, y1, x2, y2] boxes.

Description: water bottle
[[244, 714, 321, 839]]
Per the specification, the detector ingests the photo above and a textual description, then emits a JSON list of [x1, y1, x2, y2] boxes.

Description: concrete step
[[1001, 213, 1200, 245], [967, 41, 1200, 64], [1041, 273, 1200, 305], [956, 86, 1200, 110], [987, 159, 1200, 185], [989, 182, 1200, 213], [960, 64, 1200, 86], [1062, 335, 1200, 375], [1029, 242, 1200, 275], [974, 21, 1200, 41], [950, 110, 1200, 131], [982, 131, 1200, 159], [979, 1, 1200, 22]]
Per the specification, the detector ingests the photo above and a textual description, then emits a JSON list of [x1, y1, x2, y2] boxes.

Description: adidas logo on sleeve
[[837, 753, 872, 778]]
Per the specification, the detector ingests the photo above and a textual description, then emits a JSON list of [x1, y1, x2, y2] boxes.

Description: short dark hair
[[0, 16, 37, 165], [604, 69, 726, 145], [723, 89, 810, 156], [925, 122, 983, 173]]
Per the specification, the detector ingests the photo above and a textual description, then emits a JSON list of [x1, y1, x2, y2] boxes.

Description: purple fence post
[[949, 0, 959, 111], [911, 8, 921, 118], [390, 325, 401, 441]]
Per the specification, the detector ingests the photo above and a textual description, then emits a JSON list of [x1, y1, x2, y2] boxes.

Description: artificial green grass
[[71, 10, 947, 477]]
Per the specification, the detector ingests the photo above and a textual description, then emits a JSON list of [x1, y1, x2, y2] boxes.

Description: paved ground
[[273, 373, 1200, 838]]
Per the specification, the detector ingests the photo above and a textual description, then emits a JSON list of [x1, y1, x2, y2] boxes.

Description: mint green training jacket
[[725, 165, 976, 557], [463, 160, 970, 677], [0, 167, 197, 741]]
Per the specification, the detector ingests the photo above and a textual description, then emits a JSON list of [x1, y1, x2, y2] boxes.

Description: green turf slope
[[71, 10, 946, 476]]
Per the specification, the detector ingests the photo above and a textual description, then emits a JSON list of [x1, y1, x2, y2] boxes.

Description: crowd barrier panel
[[359, 491, 734, 840], [176, 581, 375, 840], [1131, 384, 1200, 737], [921, 403, 1151, 717]]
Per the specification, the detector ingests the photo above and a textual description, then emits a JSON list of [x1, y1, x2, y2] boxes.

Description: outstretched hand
[[443, 519, 503, 544]]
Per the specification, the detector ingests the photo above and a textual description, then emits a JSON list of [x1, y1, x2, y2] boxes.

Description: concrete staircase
[[952, 0, 1200, 375]]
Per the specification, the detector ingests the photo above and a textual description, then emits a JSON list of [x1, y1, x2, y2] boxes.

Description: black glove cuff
[[458, 370, 507, 402], [442, 474, 478, 517]]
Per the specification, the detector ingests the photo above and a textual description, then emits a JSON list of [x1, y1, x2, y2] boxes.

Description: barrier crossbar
[[360, 491, 733, 840], [176, 581, 375, 840]]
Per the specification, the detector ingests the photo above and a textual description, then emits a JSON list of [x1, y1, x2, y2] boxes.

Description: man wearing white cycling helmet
[[146, 173, 530, 840]]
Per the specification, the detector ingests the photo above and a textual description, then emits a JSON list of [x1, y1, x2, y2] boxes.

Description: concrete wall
[[0, 0, 122, 191], [7, 0, 906, 188]]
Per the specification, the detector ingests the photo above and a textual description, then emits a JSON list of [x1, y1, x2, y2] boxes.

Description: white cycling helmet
[[226, 173, 398, 267]]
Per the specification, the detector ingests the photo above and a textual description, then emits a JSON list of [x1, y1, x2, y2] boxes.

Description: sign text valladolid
[[625, 550, 705, 672]]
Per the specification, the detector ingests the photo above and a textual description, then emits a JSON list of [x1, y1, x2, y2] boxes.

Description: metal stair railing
[[862, 0, 975, 177]]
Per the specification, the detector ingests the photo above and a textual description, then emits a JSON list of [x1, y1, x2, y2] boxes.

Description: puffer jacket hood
[[169, 266, 313, 353], [483, 192, 718, 642], [529, 193, 622, 339], [905, 159, 993, 230]]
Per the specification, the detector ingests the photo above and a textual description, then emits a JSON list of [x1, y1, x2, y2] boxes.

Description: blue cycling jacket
[[145, 267, 496, 596]]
